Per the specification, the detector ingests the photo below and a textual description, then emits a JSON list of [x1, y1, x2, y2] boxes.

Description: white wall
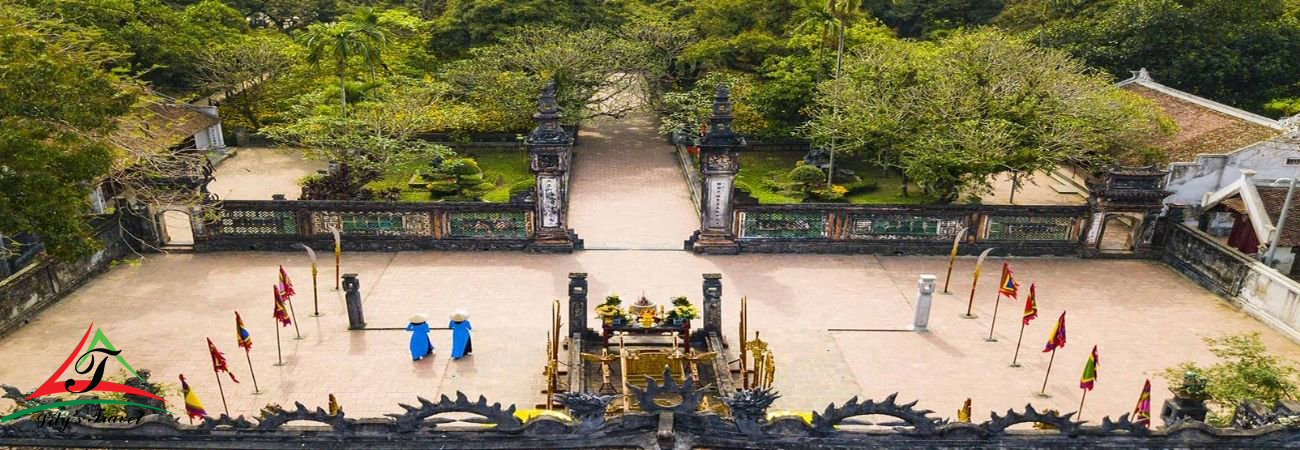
[[1237, 260, 1300, 344], [1166, 137, 1300, 206]]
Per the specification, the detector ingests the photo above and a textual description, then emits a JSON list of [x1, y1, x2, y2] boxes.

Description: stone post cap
[[342, 273, 358, 278], [568, 272, 587, 279], [919, 274, 937, 282], [703, 273, 722, 280]]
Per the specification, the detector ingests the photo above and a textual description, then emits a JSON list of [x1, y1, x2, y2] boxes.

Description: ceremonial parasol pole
[[300, 244, 321, 316], [964, 248, 994, 318], [943, 227, 968, 294]]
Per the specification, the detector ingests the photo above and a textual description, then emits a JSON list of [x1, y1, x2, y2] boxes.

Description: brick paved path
[[567, 112, 699, 249]]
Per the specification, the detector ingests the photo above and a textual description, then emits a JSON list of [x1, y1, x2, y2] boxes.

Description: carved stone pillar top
[[568, 272, 588, 336]]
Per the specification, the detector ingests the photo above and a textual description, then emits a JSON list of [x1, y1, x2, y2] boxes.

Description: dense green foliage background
[[3, 0, 1299, 255]]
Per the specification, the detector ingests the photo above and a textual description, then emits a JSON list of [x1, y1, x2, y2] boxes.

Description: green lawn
[[735, 151, 927, 204], [365, 148, 532, 203]]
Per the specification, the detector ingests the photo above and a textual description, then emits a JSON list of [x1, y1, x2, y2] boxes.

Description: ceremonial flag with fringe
[[180, 374, 206, 421], [273, 286, 291, 326], [1043, 311, 1067, 352], [997, 263, 1018, 298], [1080, 345, 1099, 390], [235, 312, 252, 350], [207, 338, 239, 383], [1134, 379, 1152, 428], [1023, 283, 1039, 325], [277, 265, 295, 298]]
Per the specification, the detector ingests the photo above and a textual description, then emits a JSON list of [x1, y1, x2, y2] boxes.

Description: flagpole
[[1078, 389, 1088, 419], [1038, 348, 1056, 397], [274, 323, 284, 366], [1010, 320, 1027, 367], [286, 296, 302, 339], [985, 292, 1001, 342], [214, 371, 230, 416], [244, 349, 260, 393]]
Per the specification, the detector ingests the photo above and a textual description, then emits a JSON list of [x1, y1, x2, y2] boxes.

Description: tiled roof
[[109, 95, 220, 155], [1117, 70, 1281, 163]]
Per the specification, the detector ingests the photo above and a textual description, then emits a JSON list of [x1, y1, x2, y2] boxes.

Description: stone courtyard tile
[[208, 147, 326, 201], [841, 256, 1300, 423], [3, 250, 1300, 423]]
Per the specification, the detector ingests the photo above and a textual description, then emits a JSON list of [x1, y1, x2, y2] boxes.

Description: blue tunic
[[406, 322, 433, 360], [449, 320, 472, 359]]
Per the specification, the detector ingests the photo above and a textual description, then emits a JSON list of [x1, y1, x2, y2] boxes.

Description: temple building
[[1116, 68, 1300, 208]]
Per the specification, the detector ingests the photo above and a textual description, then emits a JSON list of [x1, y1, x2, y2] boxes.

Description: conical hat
[[449, 310, 470, 321], [409, 313, 428, 324]]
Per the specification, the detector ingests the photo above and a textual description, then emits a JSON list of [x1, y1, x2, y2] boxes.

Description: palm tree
[[298, 10, 388, 112], [796, 0, 862, 184]]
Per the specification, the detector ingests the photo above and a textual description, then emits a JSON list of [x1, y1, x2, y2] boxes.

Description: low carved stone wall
[[1163, 223, 1300, 343], [3, 387, 1298, 449], [196, 199, 573, 253], [731, 203, 1087, 256], [0, 213, 134, 338]]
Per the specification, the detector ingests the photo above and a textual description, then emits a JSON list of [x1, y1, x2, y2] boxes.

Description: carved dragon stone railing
[[4, 382, 1300, 449]]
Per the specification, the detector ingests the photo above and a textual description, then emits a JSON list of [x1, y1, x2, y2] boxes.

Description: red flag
[[277, 265, 296, 298], [273, 286, 291, 327], [1133, 379, 1152, 428], [997, 263, 1018, 299], [1043, 311, 1066, 352], [235, 312, 252, 350], [1022, 283, 1038, 325], [207, 338, 239, 383]]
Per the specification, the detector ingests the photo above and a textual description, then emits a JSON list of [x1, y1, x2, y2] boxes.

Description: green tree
[[298, 10, 390, 111], [22, 0, 246, 91], [0, 6, 136, 260], [427, 0, 625, 59], [1035, 0, 1300, 112], [192, 33, 298, 130], [806, 30, 1171, 202], [794, 0, 863, 183], [442, 26, 654, 127], [1164, 333, 1299, 425]]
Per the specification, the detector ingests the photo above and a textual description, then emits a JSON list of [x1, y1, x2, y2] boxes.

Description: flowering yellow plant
[[595, 304, 625, 320], [669, 304, 699, 320]]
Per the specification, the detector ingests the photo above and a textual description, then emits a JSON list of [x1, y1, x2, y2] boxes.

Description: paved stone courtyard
[[3, 108, 1300, 426], [2, 250, 1298, 422]]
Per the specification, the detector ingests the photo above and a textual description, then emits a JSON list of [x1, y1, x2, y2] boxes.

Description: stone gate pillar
[[527, 81, 576, 252], [568, 272, 588, 336], [701, 273, 722, 335], [689, 85, 745, 255]]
